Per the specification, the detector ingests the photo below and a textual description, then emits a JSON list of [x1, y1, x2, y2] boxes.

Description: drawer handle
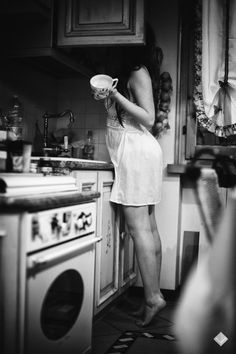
[[28, 237, 102, 272], [82, 182, 95, 192]]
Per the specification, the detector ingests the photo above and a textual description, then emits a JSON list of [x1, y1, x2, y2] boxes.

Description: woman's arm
[[109, 67, 155, 129]]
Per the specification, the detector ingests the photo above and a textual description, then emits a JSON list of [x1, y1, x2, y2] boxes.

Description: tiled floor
[[92, 288, 180, 354]]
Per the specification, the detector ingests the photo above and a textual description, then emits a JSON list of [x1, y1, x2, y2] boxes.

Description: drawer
[[72, 171, 98, 193]]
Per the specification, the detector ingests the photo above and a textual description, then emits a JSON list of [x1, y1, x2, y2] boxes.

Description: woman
[[94, 23, 166, 327]]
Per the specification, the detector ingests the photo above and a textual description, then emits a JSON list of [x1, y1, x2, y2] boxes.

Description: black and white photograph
[[0, 0, 235, 353]]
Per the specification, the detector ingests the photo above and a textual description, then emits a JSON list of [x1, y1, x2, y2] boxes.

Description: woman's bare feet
[[131, 303, 145, 317], [135, 296, 166, 327], [132, 292, 165, 318]]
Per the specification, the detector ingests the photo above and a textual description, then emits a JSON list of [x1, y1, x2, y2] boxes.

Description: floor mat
[[104, 331, 176, 354]]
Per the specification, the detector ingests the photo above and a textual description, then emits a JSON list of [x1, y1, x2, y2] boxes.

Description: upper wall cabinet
[[0, 0, 53, 50], [0, 0, 94, 77], [56, 0, 145, 47]]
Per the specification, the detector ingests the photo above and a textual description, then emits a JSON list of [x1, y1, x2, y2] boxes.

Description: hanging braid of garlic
[[152, 71, 173, 138]]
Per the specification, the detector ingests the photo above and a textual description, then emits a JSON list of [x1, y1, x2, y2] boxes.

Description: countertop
[[0, 190, 100, 212], [31, 157, 114, 172], [0, 159, 110, 212]]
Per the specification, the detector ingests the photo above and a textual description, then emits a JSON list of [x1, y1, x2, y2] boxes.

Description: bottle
[[83, 130, 95, 160], [32, 121, 44, 155], [0, 109, 7, 142], [38, 157, 53, 175], [6, 95, 24, 141]]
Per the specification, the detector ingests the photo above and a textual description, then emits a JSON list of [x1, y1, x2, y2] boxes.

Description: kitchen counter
[[0, 173, 100, 212], [0, 190, 100, 212], [31, 157, 114, 173]]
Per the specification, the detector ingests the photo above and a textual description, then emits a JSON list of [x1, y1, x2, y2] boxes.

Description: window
[[181, 0, 236, 159]]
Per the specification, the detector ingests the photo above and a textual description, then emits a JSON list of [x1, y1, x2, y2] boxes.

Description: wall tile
[[85, 114, 100, 129], [99, 113, 107, 128], [0, 64, 110, 160], [0, 61, 57, 145], [98, 143, 110, 162], [98, 129, 106, 144]]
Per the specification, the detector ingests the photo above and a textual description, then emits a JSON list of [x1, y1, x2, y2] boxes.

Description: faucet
[[42, 109, 75, 149]]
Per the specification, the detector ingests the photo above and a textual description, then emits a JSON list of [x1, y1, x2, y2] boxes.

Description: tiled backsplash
[[0, 62, 110, 161], [57, 77, 110, 161]]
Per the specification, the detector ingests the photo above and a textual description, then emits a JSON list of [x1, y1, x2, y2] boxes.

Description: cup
[[6, 140, 32, 173], [90, 74, 118, 100]]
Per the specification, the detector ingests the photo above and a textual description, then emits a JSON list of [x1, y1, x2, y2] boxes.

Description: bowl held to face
[[90, 74, 118, 100]]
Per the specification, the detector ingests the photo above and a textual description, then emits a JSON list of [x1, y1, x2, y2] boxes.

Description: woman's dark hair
[[106, 23, 163, 126]]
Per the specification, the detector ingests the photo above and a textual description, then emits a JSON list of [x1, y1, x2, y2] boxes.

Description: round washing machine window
[[40, 269, 84, 340]]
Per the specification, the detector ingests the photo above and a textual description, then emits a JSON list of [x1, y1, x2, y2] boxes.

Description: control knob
[[75, 212, 92, 231], [51, 214, 61, 236], [32, 216, 47, 243]]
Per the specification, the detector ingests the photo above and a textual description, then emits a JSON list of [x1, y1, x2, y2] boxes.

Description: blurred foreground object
[[175, 152, 236, 354]]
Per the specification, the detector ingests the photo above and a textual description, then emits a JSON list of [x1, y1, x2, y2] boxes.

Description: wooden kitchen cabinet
[[0, 0, 53, 50], [71, 170, 98, 192], [94, 171, 137, 314], [72, 169, 136, 314], [0, 0, 95, 78], [94, 171, 119, 314], [118, 207, 136, 289], [56, 0, 145, 47]]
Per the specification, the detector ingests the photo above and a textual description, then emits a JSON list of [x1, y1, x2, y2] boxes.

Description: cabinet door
[[118, 206, 137, 288], [94, 171, 119, 314], [57, 0, 145, 46], [0, 0, 53, 50], [71, 170, 97, 192]]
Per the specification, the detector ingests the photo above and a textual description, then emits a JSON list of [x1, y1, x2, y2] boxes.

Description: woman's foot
[[130, 303, 145, 317], [131, 291, 165, 318], [135, 296, 166, 327]]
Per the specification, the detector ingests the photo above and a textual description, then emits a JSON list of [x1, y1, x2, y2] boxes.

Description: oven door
[[25, 237, 98, 354]]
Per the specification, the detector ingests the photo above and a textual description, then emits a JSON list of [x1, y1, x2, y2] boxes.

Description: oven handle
[[28, 237, 102, 272]]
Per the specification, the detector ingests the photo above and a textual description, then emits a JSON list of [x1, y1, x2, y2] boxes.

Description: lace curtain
[[193, 0, 236, 138]]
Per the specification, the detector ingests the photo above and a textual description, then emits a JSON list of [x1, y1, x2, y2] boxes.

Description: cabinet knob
[[32, 216, 41, 241], [75, 217, 84, 231]]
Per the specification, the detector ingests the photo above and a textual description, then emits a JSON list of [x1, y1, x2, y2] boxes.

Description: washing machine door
[[25, 238, 96, 354]]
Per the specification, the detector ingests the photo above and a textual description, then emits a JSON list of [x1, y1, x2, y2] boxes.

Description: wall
[[0, 62, 109, 160], [56, 77, 110, 161], [149, 0, 182, 289], [0, 61, 57, 148]]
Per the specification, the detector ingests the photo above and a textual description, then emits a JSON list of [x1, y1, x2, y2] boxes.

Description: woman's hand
[[91, 90, 108, 101], [108, 87, 118, 98]]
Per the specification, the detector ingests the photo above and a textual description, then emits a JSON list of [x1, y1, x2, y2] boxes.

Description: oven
[[24, 201, 98, 354]]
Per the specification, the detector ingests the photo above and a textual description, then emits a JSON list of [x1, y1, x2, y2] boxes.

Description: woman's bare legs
[[149, 205, 163, 294], [123, 205, 166, 326], [131, 205, 165, 318]]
